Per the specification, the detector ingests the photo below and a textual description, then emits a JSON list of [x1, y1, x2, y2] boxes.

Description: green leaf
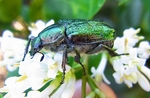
[[0, 0, 22, 23], [142, 0, 150, 12], [43, 0, 106, 21], [118, 0, 130, 6], [0, 94, 3, 98], [29, 0, 45, 21]]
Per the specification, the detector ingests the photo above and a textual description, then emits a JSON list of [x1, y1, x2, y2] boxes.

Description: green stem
[[82, 55, 89, 98], [87, 75, 96, 90], [82, 74, 86, 98], [87, 75, 106, 98]]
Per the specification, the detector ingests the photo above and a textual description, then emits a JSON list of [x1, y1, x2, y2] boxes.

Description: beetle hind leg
[[99, 44, 119, 57], [87, 44, 128, 57], [99, 44, 129, 57]]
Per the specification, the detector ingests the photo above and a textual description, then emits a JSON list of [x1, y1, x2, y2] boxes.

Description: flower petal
[[27, 91, 43, 98], [124, 79, 133, 88], [62, 72, 75, 98], [102, 73, 110, 84], [140, 66, 150, 80], [137, 72, 150, 92], [112, 57, 123, 71], [113, 72, 123, 84]]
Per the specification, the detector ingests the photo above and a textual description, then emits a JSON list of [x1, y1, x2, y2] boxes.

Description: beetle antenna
[[22, 36, 35, 61]]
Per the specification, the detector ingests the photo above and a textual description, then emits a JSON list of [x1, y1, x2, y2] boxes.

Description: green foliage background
[[0, 0, 150, 98]]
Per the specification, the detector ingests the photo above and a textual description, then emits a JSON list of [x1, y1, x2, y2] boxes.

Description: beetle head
[[29, 37, 43, 56]]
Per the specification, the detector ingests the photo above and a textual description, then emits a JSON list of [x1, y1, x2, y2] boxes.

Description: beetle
[[22, 19, 119, 83]]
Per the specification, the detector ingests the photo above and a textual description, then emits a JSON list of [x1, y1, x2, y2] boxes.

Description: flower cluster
[[0, 53, 75, 98], [0, 19, 55, 71], [112, 28, 150, 92], [0, 30, 26, 71]]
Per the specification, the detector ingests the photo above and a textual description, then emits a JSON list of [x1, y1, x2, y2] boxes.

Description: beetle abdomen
[[73, 40, 114, 54]]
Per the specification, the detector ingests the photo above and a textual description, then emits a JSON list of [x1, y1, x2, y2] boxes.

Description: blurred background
[[0, 0, 150, 98]]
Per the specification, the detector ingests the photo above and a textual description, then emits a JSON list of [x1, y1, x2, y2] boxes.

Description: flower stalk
[[82, 55, 89, 98], [87, 75, 106, 98]]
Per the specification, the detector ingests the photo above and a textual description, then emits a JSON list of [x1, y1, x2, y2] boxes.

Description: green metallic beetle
[[22, 19, 119, 83]]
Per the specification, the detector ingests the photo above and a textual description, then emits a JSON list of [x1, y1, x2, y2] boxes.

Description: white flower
[[113, 28, 144, 54], [28, 20, 54, 38], [45, 53, 63, 78], [120, 48, 146, 68], [123, 28, 144, 46], [112, 57, 138, 87], [0, 76, 29, 98], [113, 37, 130, 54], [112, 56, 150, 92], [50, 71, 76, 98], [19, 53, 63, 90], [112, 49, 150, 91], [2, 30, 14, 38], [122, 45, 150, 92], [137, 41, 150, 59], [91, 52, 110, 84], [0, 30, 26, 71]]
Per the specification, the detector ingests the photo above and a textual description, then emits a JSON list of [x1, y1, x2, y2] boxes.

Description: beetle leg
[[88, 44, 129, 57], [60, 46, 67, 84], [64, 35, 86, 75], [73, 48, 86, 75], [87, 44, 119, 57], [22, 36, 35, 61], [37, 51, 45, 61], [100, 44, 119, 57], [99, 44, 129, 56]]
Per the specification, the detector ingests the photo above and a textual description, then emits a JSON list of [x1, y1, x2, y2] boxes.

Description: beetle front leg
[[60, 48, 67, 84], [22, 36, 35, 61]]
